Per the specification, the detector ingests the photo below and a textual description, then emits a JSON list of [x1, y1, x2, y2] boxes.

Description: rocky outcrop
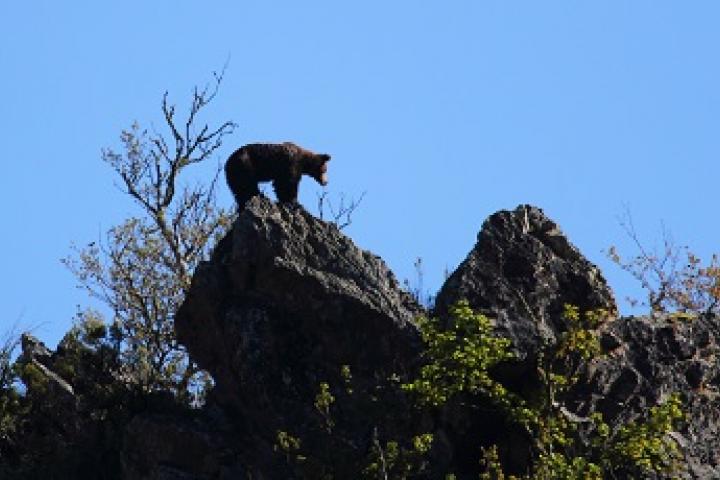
[[175, 196, 424, 475], [430, 204, 720, 478], [3, 333, 119, 478], [435, 204, 617, 359], [19, 333, 76, 400], [4, 201, 720, 478], [173, 201, 720, 478], [5, 333, 242, 479], [581, 314, 720, 479], [427, 205, 619, 475]]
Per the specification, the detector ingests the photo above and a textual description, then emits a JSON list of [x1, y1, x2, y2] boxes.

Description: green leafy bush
[[405, 301, 685, 480], [270, 301, 685, 479]]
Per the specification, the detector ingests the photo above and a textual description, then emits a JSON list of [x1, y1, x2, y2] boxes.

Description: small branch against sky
[[316, 190, 366, 230], [608, 206, 720, 315]]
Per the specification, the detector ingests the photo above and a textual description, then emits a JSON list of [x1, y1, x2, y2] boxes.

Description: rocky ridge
[[3, 198, 719, 478]]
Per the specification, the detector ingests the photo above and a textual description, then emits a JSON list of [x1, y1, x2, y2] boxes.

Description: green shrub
[[405, 301, 684, 479], [268, 301, 685, 479]]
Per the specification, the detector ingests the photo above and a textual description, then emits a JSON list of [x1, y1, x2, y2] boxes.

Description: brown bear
[[225, 142, 331, 209]]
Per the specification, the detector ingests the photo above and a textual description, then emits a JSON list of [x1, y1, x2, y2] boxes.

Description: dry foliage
[[607, 211, 720, 315], [63, 70, 236, 404]]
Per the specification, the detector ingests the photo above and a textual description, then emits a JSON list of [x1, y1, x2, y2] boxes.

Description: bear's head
[[299, 151, 330, 186], [285, 142, 331, 186], [311, 153, 331, 186]]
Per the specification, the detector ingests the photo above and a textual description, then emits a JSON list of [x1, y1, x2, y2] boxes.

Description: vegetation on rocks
[[0, 77, 714, 479], [264, 300, 685, 479]]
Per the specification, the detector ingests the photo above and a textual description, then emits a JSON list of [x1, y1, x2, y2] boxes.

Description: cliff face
[[5, 199, 720, 478], [174, 197, 425, 477], [589, 314, 720, 478], [172, 199, 720, 478], [175, 196, 424, 410]]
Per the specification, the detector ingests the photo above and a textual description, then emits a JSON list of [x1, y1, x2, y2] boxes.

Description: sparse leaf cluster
[[402, 300, 521, 415], [270, 302, 684, 479], [362, 429, 434, 480], [63, 71, 236, 403], [405, 302, 684, 479], [608, 213, 720, 315]]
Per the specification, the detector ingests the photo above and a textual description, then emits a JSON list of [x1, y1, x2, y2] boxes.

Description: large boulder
[[175, 196, 424, 474], [435, 204, 617, 358]]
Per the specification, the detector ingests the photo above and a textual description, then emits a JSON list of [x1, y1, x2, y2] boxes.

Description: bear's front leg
[[231, 180, 260, 210], [272, 178, 300, 205]]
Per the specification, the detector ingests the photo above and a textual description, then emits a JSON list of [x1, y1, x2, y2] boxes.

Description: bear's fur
[[225, 142, 331, 209]]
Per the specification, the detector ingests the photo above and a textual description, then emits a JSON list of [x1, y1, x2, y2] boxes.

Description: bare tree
[[316, 190, 366, 230], [607, 209, 720, 315], [64, 70, 236, 404]]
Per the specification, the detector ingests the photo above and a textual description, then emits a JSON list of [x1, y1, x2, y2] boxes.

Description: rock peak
[[435, 204, 617, 357], [175, 197, 424, 473]]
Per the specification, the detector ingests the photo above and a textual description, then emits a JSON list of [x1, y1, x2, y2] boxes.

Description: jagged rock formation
[[429, 205, 619, 475], [6, 333, 243, 479], [20, 333, 76, 399], [430, 204, 720, 478], [175, 196, 425, 476], [435, 204, 617, 358], [586, 314, 720, 478], [3, 200, 719, 478]]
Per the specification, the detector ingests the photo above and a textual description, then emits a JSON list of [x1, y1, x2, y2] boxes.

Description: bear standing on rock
[[225, 142, 331, 209]]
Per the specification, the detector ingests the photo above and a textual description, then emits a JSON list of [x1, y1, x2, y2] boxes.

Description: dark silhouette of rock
[[120, 409, 245, 480], [4, 333, 242, 479], [4, 200, 720, 479], [19, 333, 75, 399], [3, 333, 121, 478], [429, 204, 719, 478], [577, 313, 720, 479], [175, 196, 424, 475], [435, 204, 617, 359]]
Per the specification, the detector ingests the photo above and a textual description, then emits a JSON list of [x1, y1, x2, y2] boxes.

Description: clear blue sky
[[2, 2, 719, 348]]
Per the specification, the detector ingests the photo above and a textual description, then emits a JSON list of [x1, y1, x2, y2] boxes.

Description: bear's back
[[233, 143, 296, 180]]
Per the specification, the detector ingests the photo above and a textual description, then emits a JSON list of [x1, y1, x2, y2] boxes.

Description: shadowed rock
[[578, 313, 720, 479], [429, 204, 719, 478], [6, 200, 720, 479], [435, 204, 617, 358], [175, 196, 424, 473]]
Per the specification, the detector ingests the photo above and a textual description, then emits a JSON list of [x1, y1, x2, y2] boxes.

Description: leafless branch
[[609, 207, 720, 315], [316, 190, 366, 230]]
